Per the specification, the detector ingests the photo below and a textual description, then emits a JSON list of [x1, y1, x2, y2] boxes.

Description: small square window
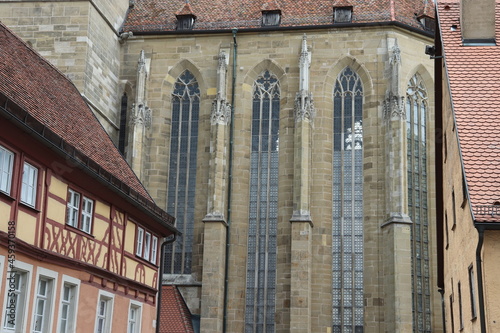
[[176, 15, 195, 30], [262, 11, 281, 26], [334, 7, 353, 23]]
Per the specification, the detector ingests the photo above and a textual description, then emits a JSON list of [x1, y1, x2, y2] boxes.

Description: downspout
[[475, 225, 486, 333], [222, 28, 238, 333], [156, 234, 177, 333], [438, 288, 446, 332]]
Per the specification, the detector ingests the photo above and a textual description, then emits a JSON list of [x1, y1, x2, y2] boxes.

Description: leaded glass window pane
[[165, 70, 200, 274], [406, 73, 431, 333], [245, 70, 280, 333], [332, 67, 364, 332]]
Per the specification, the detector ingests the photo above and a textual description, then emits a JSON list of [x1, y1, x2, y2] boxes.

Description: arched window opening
[[245, 70, 280, 333], [164, 70, 200, 274], [406, 73, 431, 333], [332, 67, 364, 333]]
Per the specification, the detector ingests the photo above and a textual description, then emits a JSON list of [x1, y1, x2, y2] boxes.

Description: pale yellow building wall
[[441, 69, 481, 332], [483, 231, 500, 331]]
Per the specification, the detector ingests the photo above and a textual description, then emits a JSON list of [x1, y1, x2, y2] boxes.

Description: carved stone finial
[[211, 94, 231, 125], [130, 103, 152, 128], [390, 39, 401, 67], [294, 90, 315, 123], [383, 91, 405, 120]]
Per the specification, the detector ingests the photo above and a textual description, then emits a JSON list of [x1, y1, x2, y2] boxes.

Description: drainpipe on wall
[[222, 28, 238, 333], [156, 234, 177, 333], [475, 225, 486, 333]]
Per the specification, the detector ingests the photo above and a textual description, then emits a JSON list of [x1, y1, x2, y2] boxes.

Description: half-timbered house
[[0, 22, 178, 333]]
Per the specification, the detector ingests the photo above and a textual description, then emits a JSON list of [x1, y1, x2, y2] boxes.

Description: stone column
[[129, 50, 151, 180], [381, 38, 413, 332], [290, 35, 314, 332], [200, 51, 231, 333]]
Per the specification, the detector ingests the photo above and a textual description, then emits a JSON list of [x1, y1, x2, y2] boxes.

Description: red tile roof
[[124, 0, 434, 33], [0, 22, 176, 228], [176, 2, 196, 16], [159, 286, 194, 333], [438, 1, 500, 221]]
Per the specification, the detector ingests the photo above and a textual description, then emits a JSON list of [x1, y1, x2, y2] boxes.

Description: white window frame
[[31, 267, 57, 333], [81, 197, 94, 234], [94, 291, 114, 333], [0, 145, 14, 195], [21, 162, 38, 207], [127, 301, 142, 333], [136, 227, 144, 257], [66, 189, 94, 234], [1, 260, 33, 332], [57, 275, 80, 333], [66, 189, 80, 228], [151, 236, 158, 265], [143, 232, 151, 261]]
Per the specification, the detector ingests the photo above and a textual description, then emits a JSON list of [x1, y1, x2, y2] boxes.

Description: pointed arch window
[[332, 67, 364, 333], [406, 73, 431, 333], [164, 70, 200, 274], [245, 70, 280, 333]]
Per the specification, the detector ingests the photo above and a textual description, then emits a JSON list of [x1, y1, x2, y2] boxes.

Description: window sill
[[18, 201, 40, 213], [125, 252, 158, 269], [64, 224, 95, 239], [0, 190, 15, 202]]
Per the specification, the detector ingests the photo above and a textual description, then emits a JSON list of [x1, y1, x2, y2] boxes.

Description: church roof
[[123, 0, 434, 33], [0, 22, 176, 230], [438, 1, 500, 222]]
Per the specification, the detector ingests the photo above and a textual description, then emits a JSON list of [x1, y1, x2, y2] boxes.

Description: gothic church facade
[[0, 0, 441, 332]]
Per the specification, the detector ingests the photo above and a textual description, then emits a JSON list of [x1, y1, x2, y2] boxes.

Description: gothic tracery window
[[245, 70, 280, 333], [332, 67, 364, 333], [406, 73, 431, 333], [164, 70, 200, 274]]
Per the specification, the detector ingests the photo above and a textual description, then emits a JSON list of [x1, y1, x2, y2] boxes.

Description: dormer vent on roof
[[333, 6, 353, 23], [175, 1, 196, 30], [261, 0, 281, 26], [417, 0, 436, 32]]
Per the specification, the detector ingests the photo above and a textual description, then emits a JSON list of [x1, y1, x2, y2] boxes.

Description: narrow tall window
[[0, 145, 14, 195], [468, 265, 477, 319], [136, 227, 144, 257], [3, 272, 27, 330], [165, 70, 200, 274], [81, 197, 93, 234], [245, 70, 280, 333], [332, 67, 364, 333], [151, 236, 158, 265], [127, 303, 141, 333], [458, 281, 464, 330], [21, 162, 38, 207], [66, 189, 80, 228], [32, 277, 53, 333], [450, 294, 455, 332], [95, 294, 113, 333], [144, 232, 151, 261], [59, 283, 77, 333], [118, 93, 128, 155], [406, 73, 431, 333]]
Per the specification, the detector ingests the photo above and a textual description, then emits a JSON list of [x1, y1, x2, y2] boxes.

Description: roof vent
[[262, 10, 281, 26], [175, 2, 196, 31], [261, 0, 282, 27], [334, 6, 353, 23]]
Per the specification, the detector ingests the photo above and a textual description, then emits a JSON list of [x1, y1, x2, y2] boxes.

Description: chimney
[[461, 0, 496, 44]]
